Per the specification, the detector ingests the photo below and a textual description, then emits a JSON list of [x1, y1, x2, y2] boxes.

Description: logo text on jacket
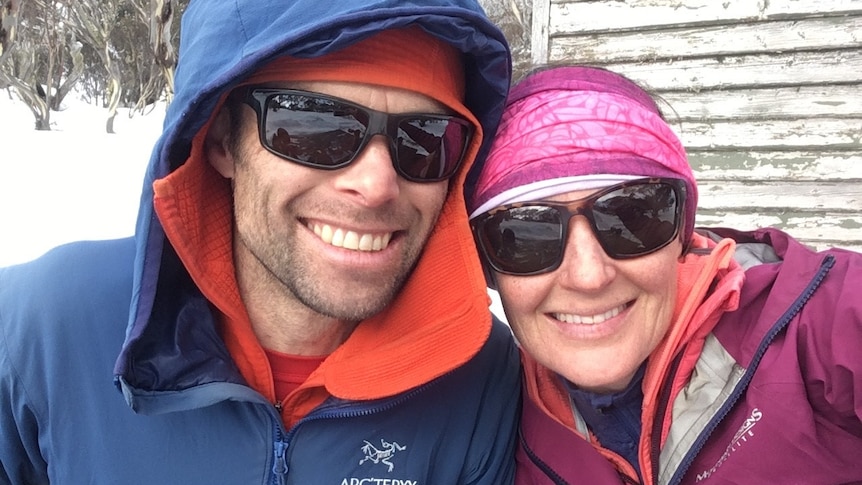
[[696, 407, 762, 482], [340, 480, 418, 485]]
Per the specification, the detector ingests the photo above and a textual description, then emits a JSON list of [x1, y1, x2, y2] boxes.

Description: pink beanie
[[468, 66, 697, 245]]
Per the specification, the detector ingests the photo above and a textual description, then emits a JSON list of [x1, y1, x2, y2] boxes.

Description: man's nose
[[333, 136, 400, 206]]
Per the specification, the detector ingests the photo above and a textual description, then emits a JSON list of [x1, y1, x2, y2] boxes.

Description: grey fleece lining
[[699, 229, 780, 270], [658, 334, 745, 484]]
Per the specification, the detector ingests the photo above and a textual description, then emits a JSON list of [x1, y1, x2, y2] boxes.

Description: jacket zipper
[[272, 430, 288, 485], [649, 352, 685, 485], [519, 428, 569, 485], [524, 410, 641, 484], [270, 377, 439, 483], [664, 254, 835, 485]]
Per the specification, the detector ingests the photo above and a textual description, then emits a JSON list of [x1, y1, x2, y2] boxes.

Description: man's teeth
[[554, 304, 625, 325], [310, 223, 392, 251]]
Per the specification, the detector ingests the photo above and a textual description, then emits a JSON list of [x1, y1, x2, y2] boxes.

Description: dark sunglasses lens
[[396, 118, 469, 181], [481, 206, 565, 274], [592, 183, 679, 256], [478, 181, 681, 274], [263, 93, 368, 167]]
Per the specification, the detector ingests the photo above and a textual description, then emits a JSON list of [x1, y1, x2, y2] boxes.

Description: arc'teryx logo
[[359, 439, 407, 473]]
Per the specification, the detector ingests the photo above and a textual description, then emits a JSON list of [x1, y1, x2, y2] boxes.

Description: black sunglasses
[[242, 88, 474, 183], [471, 178, 686, 276]]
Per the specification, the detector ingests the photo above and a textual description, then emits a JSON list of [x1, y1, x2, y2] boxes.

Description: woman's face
[[494, 188, 682, 394]]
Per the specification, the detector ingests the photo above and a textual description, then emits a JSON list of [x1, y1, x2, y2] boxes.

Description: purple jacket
[[517, 227, 862, 485]]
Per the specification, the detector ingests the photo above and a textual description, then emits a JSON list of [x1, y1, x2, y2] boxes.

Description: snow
[[0, 93, 164, 267]]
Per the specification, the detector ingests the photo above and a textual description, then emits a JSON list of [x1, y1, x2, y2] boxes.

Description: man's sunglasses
[[471, 178, 686, 276], [242, 88, 474, 183]]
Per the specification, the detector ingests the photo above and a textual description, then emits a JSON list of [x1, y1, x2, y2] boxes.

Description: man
[[0, 1, 519, 483]]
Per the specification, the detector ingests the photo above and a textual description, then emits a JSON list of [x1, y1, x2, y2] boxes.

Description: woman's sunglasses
[[242, 88, 474, 183], [471, 178, 686, 276]]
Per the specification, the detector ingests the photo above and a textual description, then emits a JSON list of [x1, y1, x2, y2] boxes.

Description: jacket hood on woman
[[113, 0, 511, 419]]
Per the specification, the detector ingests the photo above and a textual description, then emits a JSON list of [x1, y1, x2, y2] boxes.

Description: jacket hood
[[115, 0, 511, 414]]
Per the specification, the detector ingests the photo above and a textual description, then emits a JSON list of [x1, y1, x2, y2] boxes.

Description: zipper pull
[[273, 440, 288, 484]]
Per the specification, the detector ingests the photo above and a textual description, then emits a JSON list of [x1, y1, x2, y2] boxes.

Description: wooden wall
[[530, 0, 862, 251]]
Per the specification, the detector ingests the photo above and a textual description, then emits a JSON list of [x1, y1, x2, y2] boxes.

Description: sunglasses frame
[[471, 177, 687, 276], [242, 88, 474, 183]]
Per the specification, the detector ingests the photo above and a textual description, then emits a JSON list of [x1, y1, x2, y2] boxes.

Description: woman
[[468, 66, 862, 484]]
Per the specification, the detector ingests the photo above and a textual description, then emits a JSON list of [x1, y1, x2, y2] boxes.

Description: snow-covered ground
[[0, 93, 164, 267]]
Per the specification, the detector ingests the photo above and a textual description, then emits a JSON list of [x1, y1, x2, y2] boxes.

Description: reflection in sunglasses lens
[[490, 208, 562, 273], [594, 185, 677, 254], [248, 89, 472, 182], [479, 181, 681, 275], [264, 94, 368, 167]]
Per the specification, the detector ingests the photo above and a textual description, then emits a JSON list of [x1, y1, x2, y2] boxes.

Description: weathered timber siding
[[531, 0, 862, 251]]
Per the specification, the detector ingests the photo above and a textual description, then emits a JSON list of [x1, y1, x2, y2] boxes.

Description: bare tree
[[0, 0, 83, 130], [3, 0, 51, 130], [63, 0, 183, 132], [102, 0, 183, 118], [0, 0, 18, 99], [0, 0, 21, 65], [2, 0, 186, 132], [41, 2, 84, 113], [67, 0, 125, 133], [147, 0, 177, 103], [479, 0, 532, 82], [52, 34, 84, 110]]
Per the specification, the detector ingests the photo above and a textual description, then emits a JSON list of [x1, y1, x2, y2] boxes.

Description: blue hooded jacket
[[0, 1, 519, 483]]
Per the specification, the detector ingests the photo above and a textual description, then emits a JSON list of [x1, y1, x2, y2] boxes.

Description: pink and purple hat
[[468, 66, 698, 245]]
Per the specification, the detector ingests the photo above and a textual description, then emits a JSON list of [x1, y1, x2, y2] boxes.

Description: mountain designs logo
[[696, 407, 763, 482]]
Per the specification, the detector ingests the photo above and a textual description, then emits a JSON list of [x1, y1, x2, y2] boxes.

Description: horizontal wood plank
[[550, 0, 862, 34], [805, 241, 862, 252], [696, 181, 861, 212], [600, 50, 862, 91], [695, 212, 862, 252], [550, 17, 862, 62], [672, 119, 862, 150], [657, 85, 862, 121], [689, 151, 862, 181]]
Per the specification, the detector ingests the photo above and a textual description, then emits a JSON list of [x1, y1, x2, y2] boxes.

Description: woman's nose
[[555, 217, 616, 292]]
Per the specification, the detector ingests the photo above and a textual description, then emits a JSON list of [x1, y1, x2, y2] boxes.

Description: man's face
[[215, 81, 450, 322]]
